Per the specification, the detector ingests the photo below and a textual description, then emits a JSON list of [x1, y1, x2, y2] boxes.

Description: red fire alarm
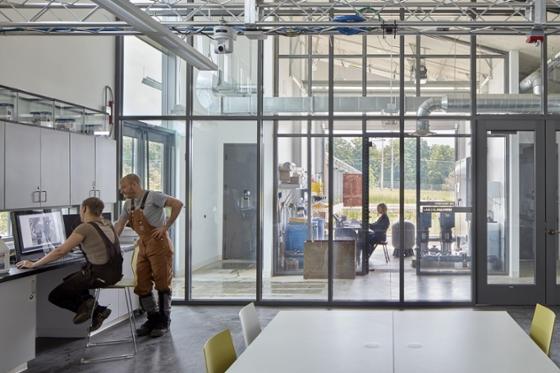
[[526, 28, 544, 45]]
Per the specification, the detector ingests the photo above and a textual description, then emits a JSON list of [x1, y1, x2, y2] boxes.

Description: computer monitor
[[63, 212, 112, 237], [12, 210, 66, 260]]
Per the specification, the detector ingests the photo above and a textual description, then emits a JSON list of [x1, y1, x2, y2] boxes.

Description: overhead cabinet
[[70, 133, 95, 206], [5, 123, 70, 209], [0, 123, 4, 211], [4, 123, 116, 210], [70, 133, 117, 205]]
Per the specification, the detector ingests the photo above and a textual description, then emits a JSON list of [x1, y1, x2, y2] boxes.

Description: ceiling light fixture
[[92, 0, 217, 71]]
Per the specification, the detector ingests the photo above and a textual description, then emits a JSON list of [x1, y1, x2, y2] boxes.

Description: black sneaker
[[89, 307, 112, 332], [136, 314, 156, 337], [73, 298, 95, 324]]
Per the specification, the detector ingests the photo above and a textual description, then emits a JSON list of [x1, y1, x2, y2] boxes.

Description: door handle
[[547, 229, 559, 235]]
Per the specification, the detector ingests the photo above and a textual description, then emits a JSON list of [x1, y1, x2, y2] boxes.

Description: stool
[[380, 242, 390, 263], [81, 285, 138, 364]]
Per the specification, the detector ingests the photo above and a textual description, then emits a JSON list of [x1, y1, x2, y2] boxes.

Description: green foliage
[[333, 137, 455, 191]]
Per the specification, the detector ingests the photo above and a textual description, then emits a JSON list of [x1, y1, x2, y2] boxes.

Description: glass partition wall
[[119, 31, 560, 306]]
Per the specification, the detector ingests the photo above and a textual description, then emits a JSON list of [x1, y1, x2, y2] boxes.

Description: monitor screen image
[[12, 210, 66, 257]]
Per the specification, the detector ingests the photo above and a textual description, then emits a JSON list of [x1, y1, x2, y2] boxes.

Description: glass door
[[476, 119, 546, 305], [546, 121, 560, 304]]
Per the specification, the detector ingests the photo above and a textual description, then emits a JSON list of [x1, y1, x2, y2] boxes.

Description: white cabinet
[[5, 123, 42, 209], [5, 123, 70, 209], [95, 136, 117, 203], [0, 276, 36, 373], [3, 123, 116, 209], [40, 128, 70, 207], [0, 122, 4, 210], [70, 132, 95, 206]]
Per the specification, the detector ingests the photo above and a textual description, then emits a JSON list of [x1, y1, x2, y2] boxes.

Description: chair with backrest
[[81, 242, 140, 364], [239, 302, 261, 347], [530, 303, 556, 356], [204, 329, 237, 373]]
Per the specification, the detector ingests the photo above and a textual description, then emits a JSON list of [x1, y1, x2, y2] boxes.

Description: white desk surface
[[227, 309, 560, 373], [394, 310, 560, 373], [227, 310, 394, 373]]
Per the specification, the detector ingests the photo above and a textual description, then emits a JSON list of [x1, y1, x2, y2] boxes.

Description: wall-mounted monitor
[[12, 210, 66, 261]]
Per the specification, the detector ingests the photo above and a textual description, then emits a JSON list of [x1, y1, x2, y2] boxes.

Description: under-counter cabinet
[[0, 276, 37, 373], [5, 123, 70, 209]]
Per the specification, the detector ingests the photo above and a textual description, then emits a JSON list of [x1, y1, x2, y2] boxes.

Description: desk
[[0, 243, 138, 373], [227, 310, 560, 373], [227, 310, 394, 373], [394, 310, 560, 373]]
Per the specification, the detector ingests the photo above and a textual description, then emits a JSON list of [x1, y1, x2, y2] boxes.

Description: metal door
[[223, 143, 257, 260]]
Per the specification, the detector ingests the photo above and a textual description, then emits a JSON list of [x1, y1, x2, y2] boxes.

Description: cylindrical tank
[[391, 221, 416, 256]]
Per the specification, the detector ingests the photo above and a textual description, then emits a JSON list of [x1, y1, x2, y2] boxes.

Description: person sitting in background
[[16, 197, 123, 332], [366, 203, 390, 263]]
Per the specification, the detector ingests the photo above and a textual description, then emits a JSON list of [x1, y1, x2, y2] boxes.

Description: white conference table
[[227, 309, 560, 373]]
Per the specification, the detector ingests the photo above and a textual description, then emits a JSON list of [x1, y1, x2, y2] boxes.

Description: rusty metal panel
[[343, 173, 362, 207]]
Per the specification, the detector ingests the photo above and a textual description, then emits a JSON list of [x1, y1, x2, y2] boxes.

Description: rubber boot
[[150, 290, 171, 338], [136, 293, 158, 337]]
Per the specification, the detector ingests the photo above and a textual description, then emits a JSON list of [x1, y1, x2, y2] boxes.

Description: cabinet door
[[0, 276, 36, 373], [0, 122, 4, 210], [5, 123, 41, 209], [95, 137, 117, 203], [70, 133, 95, 205], [40, 128, 70, 207]]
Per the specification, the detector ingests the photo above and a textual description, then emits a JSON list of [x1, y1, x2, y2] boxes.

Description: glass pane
[[0, 212, 10, 237], [487, 131, 536, 285], [556, 131, 560, 286], [122, 136, 139, 176], [404, 120, 472, 301], [191, 121, 257, 299], [477, 36, 541, 114], [123, 37, 187, 116], [262, 132, 329, 301], [547, 36, 560, 113], [148, 141, 165, 192]]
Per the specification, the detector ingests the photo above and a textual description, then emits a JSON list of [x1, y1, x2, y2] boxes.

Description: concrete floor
[[26, 305, 560, 373]]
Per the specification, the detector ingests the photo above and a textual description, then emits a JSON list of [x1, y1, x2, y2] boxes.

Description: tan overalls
[[129, 191, 173, 296]]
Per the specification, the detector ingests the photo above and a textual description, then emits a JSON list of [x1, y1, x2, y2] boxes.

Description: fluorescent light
[[94, 130, 111, 136], [92, 0, 217, 71]]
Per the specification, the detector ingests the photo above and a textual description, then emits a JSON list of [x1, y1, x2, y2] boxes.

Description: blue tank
[[285, 223, 308, 254]]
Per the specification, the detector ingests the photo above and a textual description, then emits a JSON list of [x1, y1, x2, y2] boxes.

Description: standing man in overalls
[[115, 174, 183, 338]]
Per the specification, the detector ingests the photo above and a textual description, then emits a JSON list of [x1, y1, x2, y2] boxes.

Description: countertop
[[0, 241, 137, 285]]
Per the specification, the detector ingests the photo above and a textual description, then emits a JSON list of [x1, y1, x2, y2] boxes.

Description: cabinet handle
[[41, 190, 47, 203], [32, 190, 40, 203], [89, 189, 95, 197]]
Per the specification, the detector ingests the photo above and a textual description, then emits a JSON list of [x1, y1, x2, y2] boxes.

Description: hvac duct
[[519, 52, 560, 95], [415, 93, 558, 135]]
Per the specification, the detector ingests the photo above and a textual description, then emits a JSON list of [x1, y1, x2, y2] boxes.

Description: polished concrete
[[27, 305, 560, 372]]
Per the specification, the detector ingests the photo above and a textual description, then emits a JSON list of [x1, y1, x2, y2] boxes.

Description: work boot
[[89, 306, 112, 332], [150, 290, 171, 338], [136, 293, 158, 337], [73, 298, 96, 324], [136, 312, 158, 337]]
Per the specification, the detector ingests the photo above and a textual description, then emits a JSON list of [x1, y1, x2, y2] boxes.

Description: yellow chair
[[530, 303, 556, 356], [203, 329, 237, 373]]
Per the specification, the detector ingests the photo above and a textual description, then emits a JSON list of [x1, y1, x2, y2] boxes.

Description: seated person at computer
[[16, 197, 123, 332], [366, 203, 390, 261]]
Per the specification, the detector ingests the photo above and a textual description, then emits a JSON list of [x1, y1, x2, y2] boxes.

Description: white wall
[[191, 121, 257, 269], [0, 36, 115, 109]]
